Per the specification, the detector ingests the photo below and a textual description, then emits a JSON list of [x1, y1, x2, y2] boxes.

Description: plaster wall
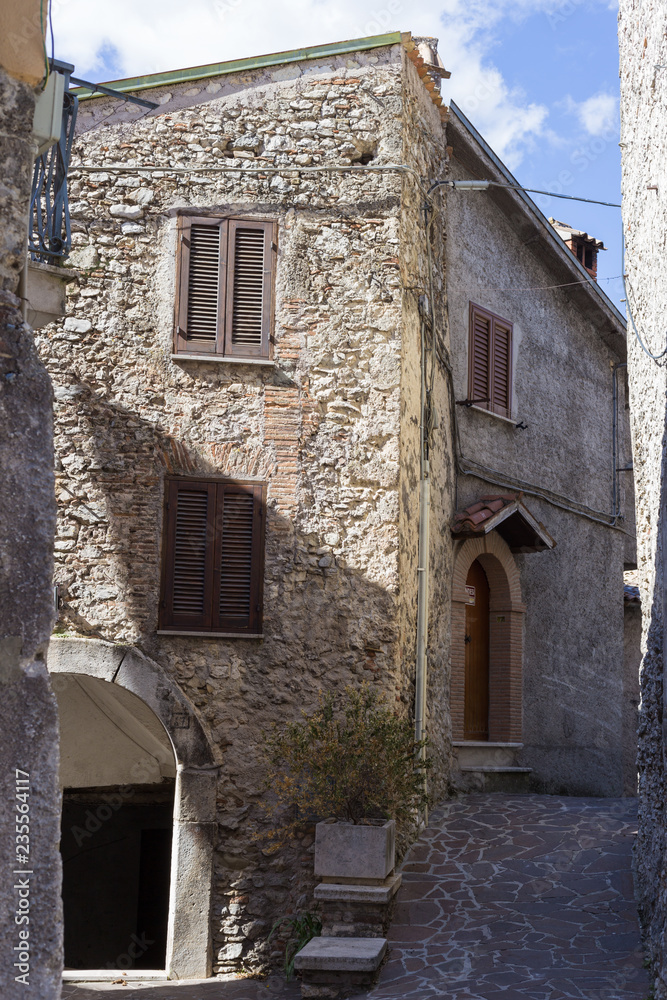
[[0, 0, 45, 86], [38, 44, 451, 973], [445, 148, 630, 796], [619, 1, 667, 992], [0, 64, 61, 1000]]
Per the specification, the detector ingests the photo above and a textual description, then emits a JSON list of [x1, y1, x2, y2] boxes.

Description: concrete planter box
[[314, 819, 395, 881]]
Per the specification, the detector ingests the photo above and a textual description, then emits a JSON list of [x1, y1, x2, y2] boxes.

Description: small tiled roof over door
[[452, 494, 555, 553]]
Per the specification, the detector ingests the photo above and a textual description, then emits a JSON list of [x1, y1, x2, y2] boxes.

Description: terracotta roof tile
[[452, 494, 521, 533]]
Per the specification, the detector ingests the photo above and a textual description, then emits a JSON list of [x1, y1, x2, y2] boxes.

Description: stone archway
[[49, 637, 219, 980], [451, 532, 525, 742]]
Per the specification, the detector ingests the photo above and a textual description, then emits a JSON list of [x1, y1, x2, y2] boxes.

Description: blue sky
[[51, 0, 622, 306]]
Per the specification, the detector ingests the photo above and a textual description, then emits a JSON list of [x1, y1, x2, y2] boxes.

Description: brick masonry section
[[451, 534, 525, 743]]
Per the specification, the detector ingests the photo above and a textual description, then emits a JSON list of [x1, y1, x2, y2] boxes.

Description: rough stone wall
[[38, 44, 452, 973], [398, 51, 455, 802], [619, 1, 667, 992], [446, 147, 630, 796], [0, 67, 61, 999], [623, 601, 641, 797]]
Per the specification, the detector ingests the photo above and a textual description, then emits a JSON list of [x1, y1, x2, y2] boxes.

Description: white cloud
[[49, 0, 609, 170], [574, 92, 619, 136]]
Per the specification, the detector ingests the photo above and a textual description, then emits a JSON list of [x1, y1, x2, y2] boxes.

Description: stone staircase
[[295, 828, 402, 998], [453, 741, 532, 792]]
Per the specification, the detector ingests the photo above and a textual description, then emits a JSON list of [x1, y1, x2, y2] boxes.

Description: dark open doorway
[[61, 784, 174, 970]]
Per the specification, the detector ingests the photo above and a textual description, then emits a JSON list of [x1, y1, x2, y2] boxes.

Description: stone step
[[460, 766, 532, 773], [294, 936, 387, 973], [314, 873, 402, 905]]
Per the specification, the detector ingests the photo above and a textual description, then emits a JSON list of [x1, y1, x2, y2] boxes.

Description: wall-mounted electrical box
[[32, 69, 65, 156]]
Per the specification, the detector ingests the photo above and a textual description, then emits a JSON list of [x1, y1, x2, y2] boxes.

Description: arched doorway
[[451, 532, 525, 743], [56, 673, 177, 972], [49, 638, 219, 980], [464, 560, 490, 740]]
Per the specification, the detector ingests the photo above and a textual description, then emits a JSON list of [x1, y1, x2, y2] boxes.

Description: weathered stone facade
[[446, 105, 632, 796], [619, 1, 667, 993], [41, 37, 453, 976], [40, 29, 634, 982], [0, 30, 62, 1000]]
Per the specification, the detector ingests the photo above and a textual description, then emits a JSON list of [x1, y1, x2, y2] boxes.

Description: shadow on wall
[[53, 376, 407, 687], [51, 372, 435, 973], [635, 420, 667, 984]]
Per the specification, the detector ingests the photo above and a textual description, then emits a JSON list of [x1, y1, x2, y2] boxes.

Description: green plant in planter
[[259, 685, 430, 847]]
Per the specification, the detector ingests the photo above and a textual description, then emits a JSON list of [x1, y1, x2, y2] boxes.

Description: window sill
[[469, 405, 519, 427], [157, 630, 264, 638], [171, 354, 275, 367]]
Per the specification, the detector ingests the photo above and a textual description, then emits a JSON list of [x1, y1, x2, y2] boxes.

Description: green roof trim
[[71, 32, 404, 101]]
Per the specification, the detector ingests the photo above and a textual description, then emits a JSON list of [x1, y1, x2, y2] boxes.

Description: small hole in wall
[[358, 151, 376, 165]]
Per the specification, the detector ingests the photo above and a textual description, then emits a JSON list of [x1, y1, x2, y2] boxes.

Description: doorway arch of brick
[[451, 532, 526, 742], [49, 637, 220, 979]]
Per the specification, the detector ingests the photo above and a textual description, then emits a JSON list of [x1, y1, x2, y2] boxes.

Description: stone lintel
[[294, 936, 387, 972], [314, 873, 402, 905]]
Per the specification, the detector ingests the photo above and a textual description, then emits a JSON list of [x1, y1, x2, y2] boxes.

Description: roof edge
[[71, 32, 405, 100], [448, 100, 626, 342]]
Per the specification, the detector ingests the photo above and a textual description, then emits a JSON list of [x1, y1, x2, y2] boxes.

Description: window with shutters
[[159, 477, 265, 635], [468, 303, 513, 418], [174, 216, 276, 359]]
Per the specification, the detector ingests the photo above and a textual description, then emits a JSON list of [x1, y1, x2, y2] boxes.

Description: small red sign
[[465, 585, 476, 605]]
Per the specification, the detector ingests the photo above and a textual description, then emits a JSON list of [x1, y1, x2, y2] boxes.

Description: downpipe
[[414, 461, 430, 755]]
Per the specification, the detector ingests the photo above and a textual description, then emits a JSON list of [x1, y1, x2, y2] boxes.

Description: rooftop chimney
[[548, 218, 606, 281], [412, 36, 451, 91]]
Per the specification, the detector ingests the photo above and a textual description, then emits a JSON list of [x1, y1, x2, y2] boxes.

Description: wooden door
[[464, 560, 490, 740]]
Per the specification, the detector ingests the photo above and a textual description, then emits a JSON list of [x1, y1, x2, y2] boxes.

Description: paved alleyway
[[364, 794, 650, 1000], [62, 795, 650, 1000]]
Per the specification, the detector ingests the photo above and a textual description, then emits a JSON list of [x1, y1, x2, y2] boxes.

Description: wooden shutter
[[160, 480, 216, 629], [491, 320, 512, 417], [468, 303, 512, 417], [213, 483, 264, 633], [224, 220, 275, 358], [175, 217, 227, 355], [160, 478, 265, 634], [469, 304, 491, 407]]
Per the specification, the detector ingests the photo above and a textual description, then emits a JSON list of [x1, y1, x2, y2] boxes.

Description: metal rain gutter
[[71, 32, 404, 101]]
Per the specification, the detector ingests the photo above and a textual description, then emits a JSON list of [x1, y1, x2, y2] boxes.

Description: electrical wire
[[39, 0, 50, 91], [621, 229, 667, 362], [428, 178, 621, 209], [48, 0, 55, 70], [480, 275, 622, 293], [71, 161, 433, 203], [70, 154, 626, 527]]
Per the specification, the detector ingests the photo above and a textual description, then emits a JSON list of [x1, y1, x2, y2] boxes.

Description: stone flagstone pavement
[[62, 794, 650, 1000], [357, 793, 650, 1000]]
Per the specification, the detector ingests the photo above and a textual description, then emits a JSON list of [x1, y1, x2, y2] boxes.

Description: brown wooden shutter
[[160, 480, 216, 629], [224, 220, 275, 358], [160, 478, 264, 634], [174, 217, 227, 355], [469, 304, 491, 407], [468, 303, 512, 417], [213, 483, 264, 633], [491, 319, 512, 417]]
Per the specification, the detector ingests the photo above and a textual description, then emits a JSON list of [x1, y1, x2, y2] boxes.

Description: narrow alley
[[61, 794, 649, 1000]]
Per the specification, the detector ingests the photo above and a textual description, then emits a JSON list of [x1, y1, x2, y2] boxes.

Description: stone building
[[40, 31, 632, 981], [619, 1, 667, 995]]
